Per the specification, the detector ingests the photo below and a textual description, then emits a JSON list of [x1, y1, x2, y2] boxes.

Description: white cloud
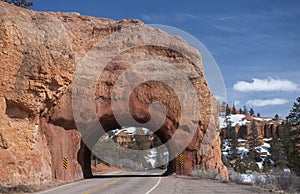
[[246, 98, 289, 107], [234, 100, 241, 106], [141, 15, 152, 21], [215, 95, 226, 102], [233, 78, 298, 92]]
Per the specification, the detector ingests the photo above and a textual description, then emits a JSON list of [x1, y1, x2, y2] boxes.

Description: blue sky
[[31, 0, 300, 118]]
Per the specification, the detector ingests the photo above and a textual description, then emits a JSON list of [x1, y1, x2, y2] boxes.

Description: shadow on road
[[88, 174, 165, 179], [89, 170, 171, 179]]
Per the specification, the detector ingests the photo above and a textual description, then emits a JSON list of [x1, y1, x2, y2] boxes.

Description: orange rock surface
[[0, 1, 227, 186]]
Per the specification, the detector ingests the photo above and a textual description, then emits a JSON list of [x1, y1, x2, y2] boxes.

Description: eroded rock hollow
[[0, 2, 228, 186]]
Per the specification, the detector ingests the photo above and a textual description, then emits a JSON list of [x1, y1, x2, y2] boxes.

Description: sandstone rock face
[[0, 2, 227, 186], [232, 115, 284, 140]]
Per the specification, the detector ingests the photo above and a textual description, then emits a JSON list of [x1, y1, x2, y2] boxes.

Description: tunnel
[[74, 87, 185, 178]]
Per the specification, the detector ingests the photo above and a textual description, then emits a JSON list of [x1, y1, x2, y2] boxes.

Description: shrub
[[0, 185, 33, 193], [192, 165, 220, 180]]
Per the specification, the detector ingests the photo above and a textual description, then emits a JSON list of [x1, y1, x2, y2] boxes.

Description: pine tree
[[220, 129, 230, 168], [234, 155, 247, 173], [249, 108, 255, 116], [269, 134, 287, 169], [249, 121, 260, 148], [286, 97, 300, 126], [284, 97, 300, 175], [239, 108, 243, 114], [243, 105, 247, 114], [245, 121, 260, 172], [287, 125, 300, 175], [262, 156, 272, 173], [228, 129, 238, 161], [224, 116, 238, 162], [226, 104, 231, 116], [232, 103, 237, 114]]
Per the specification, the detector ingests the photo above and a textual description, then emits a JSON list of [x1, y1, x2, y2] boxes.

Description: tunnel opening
[[90, 127, 169, 176]]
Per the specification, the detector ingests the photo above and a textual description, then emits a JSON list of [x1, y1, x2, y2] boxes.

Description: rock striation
[[0, 1, 227, 186]]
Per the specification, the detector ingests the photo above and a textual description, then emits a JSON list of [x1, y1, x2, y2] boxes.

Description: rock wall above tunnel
[[0, 1, 228, 186]]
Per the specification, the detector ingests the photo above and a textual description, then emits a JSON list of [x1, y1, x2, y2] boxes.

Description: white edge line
[[145, 177, 161, 194]]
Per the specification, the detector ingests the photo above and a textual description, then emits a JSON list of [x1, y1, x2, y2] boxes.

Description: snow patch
[[113, 127, 150, 136], [219, 114, 249, 128], [253, 117, 272, 122]]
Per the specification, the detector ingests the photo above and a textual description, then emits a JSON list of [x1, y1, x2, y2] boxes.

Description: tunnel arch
[[76, 92, 182, 178], [41, 42, 229, 180], [43, 41, 229, 179]]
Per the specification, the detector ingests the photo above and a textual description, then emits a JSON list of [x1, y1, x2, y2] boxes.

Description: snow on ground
[[146, 149, 158, 167], [113, 127, 150, 136], [253, 117, 272, 122], [237, 147, 249, 155], [222, 152, 229, 156], [113, 127, 137, 135], [219, 114, 249, 128], [262, 142, 270, 148], [240, 174, 254, 183], [257, 161, 263, 169], [263, 138, 272, 142], [142, 128, 150, 134], [230, 114, 247, 126], [240, 173, 267, 183], [224, 137, 271, 166]]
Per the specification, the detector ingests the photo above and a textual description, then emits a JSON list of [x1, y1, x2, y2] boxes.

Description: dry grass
[[191, 165, 223, 181], [228, 169, 299, 193], [0, 185, 33, 193]]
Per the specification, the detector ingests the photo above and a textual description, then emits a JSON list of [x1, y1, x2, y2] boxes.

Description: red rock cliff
[[0, 2, 227, 186]]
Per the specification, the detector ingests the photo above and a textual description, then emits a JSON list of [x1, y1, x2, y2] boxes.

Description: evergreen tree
[[283, 97, 300, 175], [245, 121, 260, 172], [232, 103, 237, 114], [239, 108, 243, 114], [274, 114, 279, 120], [287, 125, 300, 175], [227, 124, 238, 161], [234, 155, 247, 173], [249, 108, 255, 116], [262, 156, 272, 173], [286, 97, 300, 126], [269, 134, 287, 169], [244, 150, 259, 172], [243, 105, 248, 114], [249, 121, 260, 148], [130, 127, 151, 150], [226, 104, 231, 116], [0, 0, 33, 7], [220, 129, 230, 168]]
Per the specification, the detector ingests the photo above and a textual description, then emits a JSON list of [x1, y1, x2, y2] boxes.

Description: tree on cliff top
[[0, 0, 33, 7], [249, 108, 255, 116]]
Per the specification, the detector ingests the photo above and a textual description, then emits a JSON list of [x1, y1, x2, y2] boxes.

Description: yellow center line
[[82, 178, 122, 194]]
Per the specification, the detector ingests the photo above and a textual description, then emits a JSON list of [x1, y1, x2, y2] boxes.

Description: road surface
[[35, 170, 268, 194]]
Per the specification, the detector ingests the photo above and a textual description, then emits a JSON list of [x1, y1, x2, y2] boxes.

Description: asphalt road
[[35, 170, 268, 194]]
